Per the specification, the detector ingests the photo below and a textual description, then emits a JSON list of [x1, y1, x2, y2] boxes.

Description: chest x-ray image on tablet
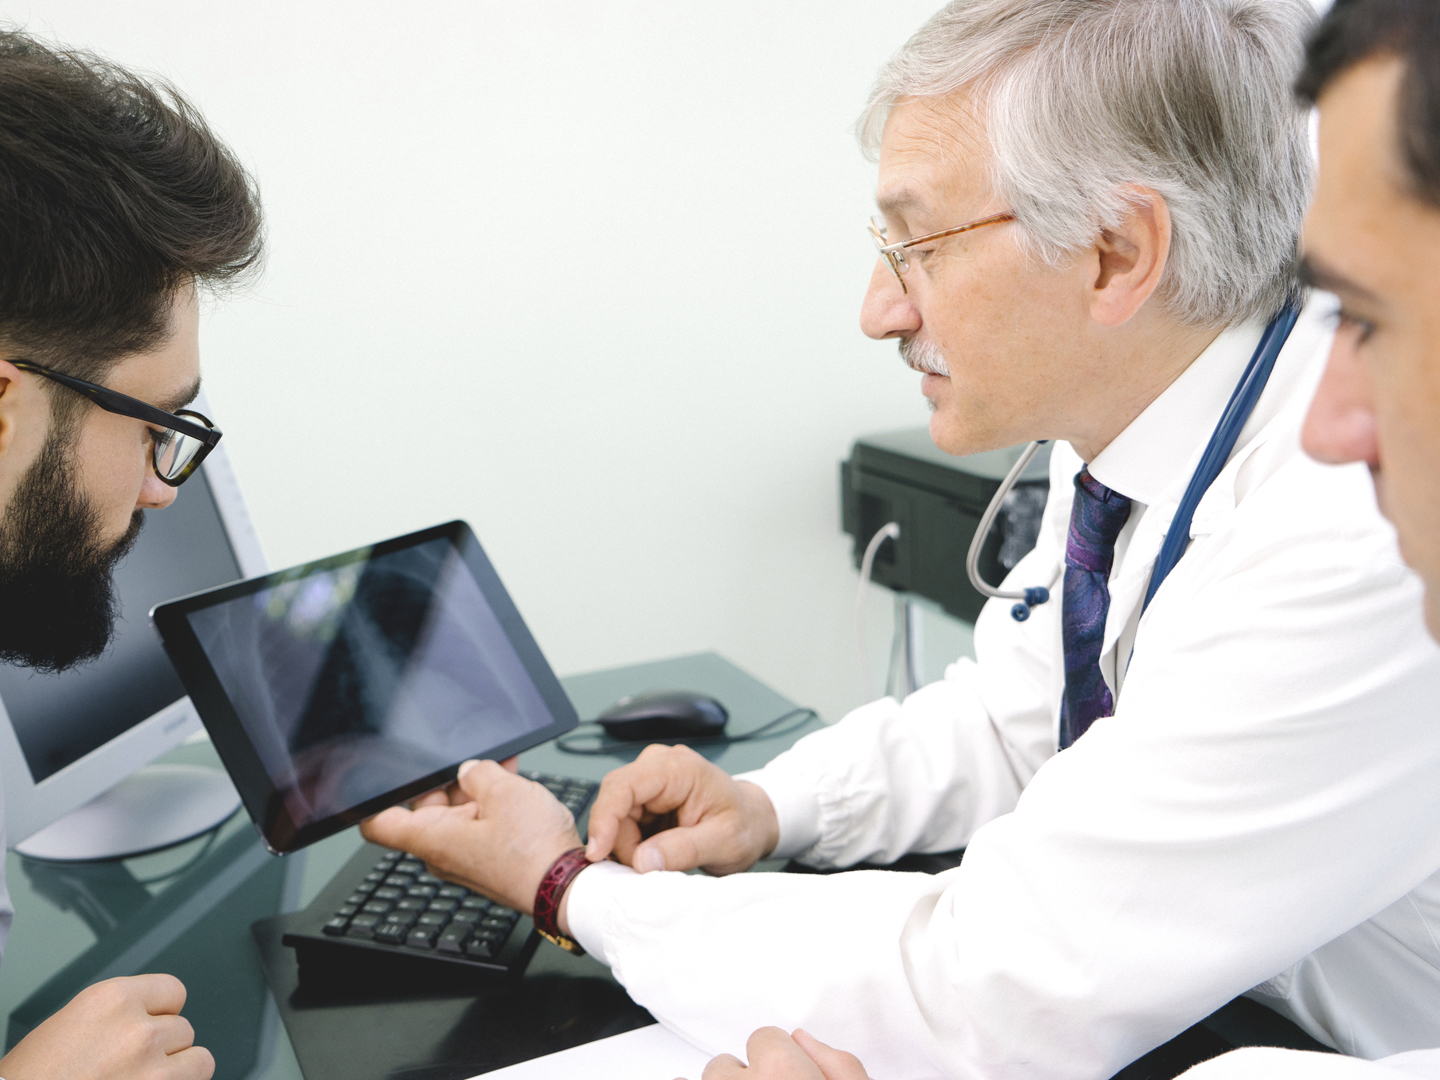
[[153, 521, 579, 853]]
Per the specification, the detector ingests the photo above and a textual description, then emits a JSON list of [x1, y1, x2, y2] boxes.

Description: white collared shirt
[[566, 297, 1440, 1079]]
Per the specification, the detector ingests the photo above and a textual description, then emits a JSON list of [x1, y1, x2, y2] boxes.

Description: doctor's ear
[[1088, 186, 1172, 329]]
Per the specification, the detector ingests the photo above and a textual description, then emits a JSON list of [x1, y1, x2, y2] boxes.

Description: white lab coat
[[1182, 1047, 1440, 1078], [566, 298, 1440, 1079]]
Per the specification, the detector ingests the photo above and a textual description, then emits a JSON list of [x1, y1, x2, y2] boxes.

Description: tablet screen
[[153, 522, 578, 852]]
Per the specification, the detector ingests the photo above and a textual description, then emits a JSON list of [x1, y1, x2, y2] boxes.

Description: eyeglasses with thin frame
[[868, 211, 1017, 293], [10, 360, 223, 487]]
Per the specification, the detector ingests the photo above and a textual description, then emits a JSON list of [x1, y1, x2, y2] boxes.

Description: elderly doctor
[[366, 1, 1440, 1077]]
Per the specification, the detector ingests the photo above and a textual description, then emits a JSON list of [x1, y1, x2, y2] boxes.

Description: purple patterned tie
[[1059, 468, 1133, 749]]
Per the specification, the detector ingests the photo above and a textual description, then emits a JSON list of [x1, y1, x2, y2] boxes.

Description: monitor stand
[[14, 764, 242, 863]]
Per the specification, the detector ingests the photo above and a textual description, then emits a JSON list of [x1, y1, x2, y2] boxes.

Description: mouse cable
[[554, 706, 819, 756]]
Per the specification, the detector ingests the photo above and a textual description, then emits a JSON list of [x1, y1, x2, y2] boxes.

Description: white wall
[[13, 1, 961, 724]]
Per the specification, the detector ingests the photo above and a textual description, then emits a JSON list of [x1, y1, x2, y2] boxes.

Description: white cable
[[856, 522, 901, 703]]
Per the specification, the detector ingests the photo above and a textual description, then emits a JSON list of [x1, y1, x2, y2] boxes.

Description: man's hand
[[360, 758, 581, 919], [586, 744, 779, 875], [0, 974, 213, 1080], [696, 1028, 872, 1080]]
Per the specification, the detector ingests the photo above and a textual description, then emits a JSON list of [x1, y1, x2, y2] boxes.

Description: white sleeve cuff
[[564, 858, 636, 967], [734, 768, 821, 861]]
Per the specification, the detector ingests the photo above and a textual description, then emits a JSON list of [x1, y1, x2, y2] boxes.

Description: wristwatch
[[533, 846, 590, 954]]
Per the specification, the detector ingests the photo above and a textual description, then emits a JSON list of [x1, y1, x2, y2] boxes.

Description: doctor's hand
[[0, 974, 214, 1080], [586, 744, 779, 875], [360, 759, 581, 923], [695, 1028, 872, 1080]]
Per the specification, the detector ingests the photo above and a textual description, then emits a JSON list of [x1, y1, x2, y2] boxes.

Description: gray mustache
[[899, 338, 950, 377]]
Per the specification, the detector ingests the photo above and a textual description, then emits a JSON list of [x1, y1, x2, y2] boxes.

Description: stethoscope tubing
[[965, 440, 1059, 621], [964, 299, 1302, 624]]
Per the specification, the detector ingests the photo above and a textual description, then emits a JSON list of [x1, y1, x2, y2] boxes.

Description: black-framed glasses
[[11, 360, 222, 487]]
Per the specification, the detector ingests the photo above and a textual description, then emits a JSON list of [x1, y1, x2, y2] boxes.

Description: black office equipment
[[841, 428, 1051, 622], [279, 772, 598, 983], [597, 690, 729, 741], [153, 521, 582, 854]]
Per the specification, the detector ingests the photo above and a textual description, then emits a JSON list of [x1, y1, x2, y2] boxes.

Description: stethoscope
[[966, 300, 1303, 623]]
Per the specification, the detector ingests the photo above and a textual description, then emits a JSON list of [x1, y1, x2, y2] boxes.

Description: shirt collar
[[1086, 318, 1267, 507]]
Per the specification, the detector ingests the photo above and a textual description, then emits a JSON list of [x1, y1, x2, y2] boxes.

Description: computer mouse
[[596, 690, 729, 741]]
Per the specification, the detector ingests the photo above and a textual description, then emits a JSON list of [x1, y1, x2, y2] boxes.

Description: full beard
[[0, 435, 144, 673]]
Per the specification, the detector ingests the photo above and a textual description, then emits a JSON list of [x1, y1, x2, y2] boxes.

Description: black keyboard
[[281, 772, 599, 982]]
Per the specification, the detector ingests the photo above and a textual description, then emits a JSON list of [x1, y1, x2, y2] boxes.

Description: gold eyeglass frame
[[868, 211, 1017, 293]]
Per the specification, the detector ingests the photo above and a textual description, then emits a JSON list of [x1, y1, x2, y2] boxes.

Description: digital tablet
[[151, 521, 579, 854]]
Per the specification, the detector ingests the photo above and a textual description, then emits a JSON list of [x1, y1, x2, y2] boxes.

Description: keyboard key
[[323, 917, 349, 936], [460, 896, 489, 911], [437, 927, 468, 954], [437, 886, 467, 900], [396, 860, 424, 875], [372, 886, 403, 901], [480, 916, 511, 933], [397, 898, 428, 912], [406, 926, 439, 949], [375, 922, 407, 944], [417, 912, 448, 927], [364, 871, 385, 884], [488, 906, 518, 920], [346, 892, 371, 907], [384, 911, 419, 929], [335, 904, 358, 918], [361, 900, 393, 915], [450, 909, 480, 925], [427, 898, 459, 914], [379, 850, 402, 862], [406, 885, 438, 899], [415, 873, 442, 886], [383, 874, 414, 888], [464, 937, 496, 959]]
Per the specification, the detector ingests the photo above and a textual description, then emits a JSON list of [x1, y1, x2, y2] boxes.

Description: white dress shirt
[[566, 298, 1440, 1079]]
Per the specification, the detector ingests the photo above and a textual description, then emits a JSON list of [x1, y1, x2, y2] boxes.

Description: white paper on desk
[[477, 1023, 712, 1080]]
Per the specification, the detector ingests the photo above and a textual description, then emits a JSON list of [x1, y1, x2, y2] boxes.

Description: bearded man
[[0, 29, 262, 1080]]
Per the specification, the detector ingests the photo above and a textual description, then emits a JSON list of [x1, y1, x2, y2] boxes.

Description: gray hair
[[859, 0, 1315, 328]]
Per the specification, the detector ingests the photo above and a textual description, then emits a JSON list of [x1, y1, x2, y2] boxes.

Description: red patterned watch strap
[[534, 846, 590, 941]]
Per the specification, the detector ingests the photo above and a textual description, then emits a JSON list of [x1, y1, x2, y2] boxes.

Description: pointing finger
[[586, 752, 695, 860]]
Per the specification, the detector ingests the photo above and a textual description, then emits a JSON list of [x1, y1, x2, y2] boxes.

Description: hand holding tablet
[[360, 758, 585, 925], [152, 521, 580, 854]]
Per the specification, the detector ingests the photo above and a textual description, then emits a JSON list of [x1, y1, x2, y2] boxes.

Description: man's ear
[[0, 359, 25, 461], [1089, 186, 1172, 328]]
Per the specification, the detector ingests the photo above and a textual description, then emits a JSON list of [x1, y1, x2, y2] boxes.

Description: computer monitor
[[0, 402, 267, 861]]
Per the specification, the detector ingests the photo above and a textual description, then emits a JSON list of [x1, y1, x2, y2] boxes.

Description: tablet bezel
[[151, 520, 580, 855]]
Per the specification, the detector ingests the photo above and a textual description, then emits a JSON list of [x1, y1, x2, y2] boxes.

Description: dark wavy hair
[[1297, 0, 1440, 208], [0, 28, 263, 385]]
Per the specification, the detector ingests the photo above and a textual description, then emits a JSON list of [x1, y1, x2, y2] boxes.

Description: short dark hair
[[0, 29, 263, 384], [1297, 0, 1440, 208]]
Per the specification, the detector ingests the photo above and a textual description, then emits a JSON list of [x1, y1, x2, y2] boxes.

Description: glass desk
[[0, 651, 820, 1080]]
